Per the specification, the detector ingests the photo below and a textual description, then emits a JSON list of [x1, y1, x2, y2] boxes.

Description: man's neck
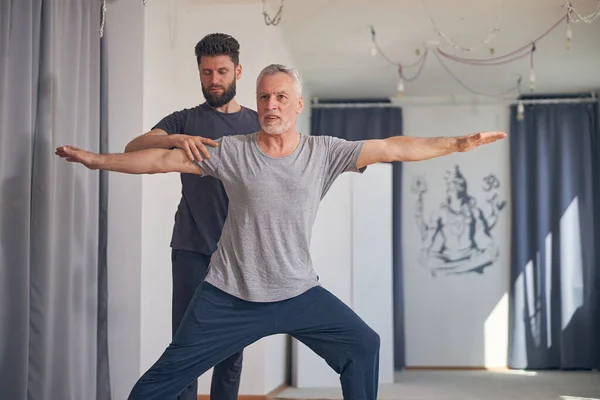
[[212, 99, 242, 113], [256, 130, 300, 158]]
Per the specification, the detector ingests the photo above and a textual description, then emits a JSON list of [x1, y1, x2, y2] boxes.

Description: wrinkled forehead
[[256, 72, 295, 94]]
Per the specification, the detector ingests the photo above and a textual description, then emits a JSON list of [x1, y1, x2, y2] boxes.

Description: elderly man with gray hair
[[56, 64, 505, 400]]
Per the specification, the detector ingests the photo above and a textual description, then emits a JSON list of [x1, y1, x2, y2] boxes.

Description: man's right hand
[[55, 145, 100, 169], [170, 134, 219, 162]]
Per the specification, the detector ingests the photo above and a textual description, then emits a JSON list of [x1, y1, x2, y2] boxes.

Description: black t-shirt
[[153, 102, 260, 255]]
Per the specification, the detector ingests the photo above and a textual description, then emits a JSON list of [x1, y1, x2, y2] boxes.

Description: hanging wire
[[370, 25, 428, 70], [565, 0, 600, 23], [421, 0, 504, 52], [398, 51, 429, 82], [263, 0, 285, 26], [436, 15, 565, 65], [529, 43, 536, 91], [433, 50, 522, 97], [99, 0, 107, 38], [100, 0, 150, 37]]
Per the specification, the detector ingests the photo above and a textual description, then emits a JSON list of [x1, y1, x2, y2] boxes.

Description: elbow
[[158, 150, 192, 174], [153, 155, 172, 174], [379, 139, 403, 163], [382, 145, 398, 163]]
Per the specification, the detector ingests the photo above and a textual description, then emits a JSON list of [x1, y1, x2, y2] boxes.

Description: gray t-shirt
[[197, 132, 365, 302]]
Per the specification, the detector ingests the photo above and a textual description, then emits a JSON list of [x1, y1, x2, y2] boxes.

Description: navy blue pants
[[170, 250, 243, 400], [129, 281, 380, 400]]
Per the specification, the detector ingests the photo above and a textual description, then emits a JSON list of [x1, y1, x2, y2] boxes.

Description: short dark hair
[[194, 33, 240, 65]]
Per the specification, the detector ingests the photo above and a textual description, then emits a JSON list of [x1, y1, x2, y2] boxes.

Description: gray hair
[[256, 64, 303, 96]]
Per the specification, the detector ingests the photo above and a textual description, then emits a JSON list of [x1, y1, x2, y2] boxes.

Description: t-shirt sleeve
[[322, 136, 366, 196], [152, 110, 187, 134], [195, 137, 225, 179]]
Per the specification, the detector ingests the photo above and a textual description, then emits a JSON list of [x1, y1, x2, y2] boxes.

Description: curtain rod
[[311, 103, 403, 108], [311, 94, 598, 108]]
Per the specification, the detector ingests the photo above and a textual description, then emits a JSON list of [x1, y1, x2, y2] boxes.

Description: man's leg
[[129, 283, 269, 400], [276, 287, 380, 400], [171, 250, 244, 400]]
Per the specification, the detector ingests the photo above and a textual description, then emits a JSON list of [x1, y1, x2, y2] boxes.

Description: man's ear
[[235, 64, 243, 80], [297, 96, 304, 114]]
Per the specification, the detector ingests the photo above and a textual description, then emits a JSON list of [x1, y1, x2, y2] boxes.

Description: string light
[[529, 43, 536, 91], [516, 76, 525, 121], [368, 2, 599, 97], [517, 100, 525, 121], [369, 25, 428, 96], [566, 15, 572, 49], [397, 75, 405, 97], [369, 26, 379, 56]]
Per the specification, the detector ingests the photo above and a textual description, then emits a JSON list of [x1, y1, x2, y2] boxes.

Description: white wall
[[106, 0, 311, 397], [351, 164, 394, 382], [401, 104, 510, 368], [105, 2, 144, 399], [294, 173, 353, 387], [294, 163, 395, 387]]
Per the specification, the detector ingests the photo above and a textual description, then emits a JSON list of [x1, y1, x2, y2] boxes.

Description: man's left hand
[[456, 131, 507, 152]]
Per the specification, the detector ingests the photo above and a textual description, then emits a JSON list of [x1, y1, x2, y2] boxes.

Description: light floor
[[277, 370, 600, 400]]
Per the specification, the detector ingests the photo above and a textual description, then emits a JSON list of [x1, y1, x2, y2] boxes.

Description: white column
[[294, 163, 395, 387], [107, 0, 311, 396]]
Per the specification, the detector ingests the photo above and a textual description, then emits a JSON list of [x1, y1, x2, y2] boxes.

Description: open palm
[[457, 132, 506, 152], [55, 145, 99, 169]]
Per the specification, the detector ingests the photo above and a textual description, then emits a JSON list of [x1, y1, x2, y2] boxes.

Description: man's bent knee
[[354, 328, 380, 359]]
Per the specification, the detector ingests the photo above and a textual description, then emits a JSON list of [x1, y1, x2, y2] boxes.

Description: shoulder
[[161, 105, 204, 122], [172, 105, 204, 115], [305, 134, 350, 147], [305, 134, 329, 144]]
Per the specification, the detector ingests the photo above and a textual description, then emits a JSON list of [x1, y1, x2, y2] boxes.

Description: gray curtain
[[508, 97, 600, 369], [311, 101, 405, 369], [0, 0, 110, 399]]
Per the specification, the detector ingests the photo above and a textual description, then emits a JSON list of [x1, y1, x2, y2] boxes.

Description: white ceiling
[[272, 0, 600, 99]]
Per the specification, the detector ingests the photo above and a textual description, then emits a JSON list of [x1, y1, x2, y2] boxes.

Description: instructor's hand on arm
[[125, 129, 218, 162], [55, 146, 202, 175], [169, 134, 218, 162]]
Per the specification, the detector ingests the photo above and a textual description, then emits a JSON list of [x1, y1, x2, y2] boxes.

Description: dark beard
[[202, 80, 237, 108]]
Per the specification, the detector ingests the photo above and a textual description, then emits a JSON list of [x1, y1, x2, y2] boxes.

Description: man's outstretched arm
[[55, 146, 202, 175], [356, 132, 506, 169]]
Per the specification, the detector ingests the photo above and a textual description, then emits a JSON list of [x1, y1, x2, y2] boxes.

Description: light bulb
[[517, 101, 525, 121], [529, 70, 536, 91], [566, 25, 572, 49], [397, 79, 405, 97], [371, 44, 377, 57]]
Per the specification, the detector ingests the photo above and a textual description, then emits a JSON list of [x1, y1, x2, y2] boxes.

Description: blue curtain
[[311, 101, 405, 369], [508, 97, 600, 369]]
